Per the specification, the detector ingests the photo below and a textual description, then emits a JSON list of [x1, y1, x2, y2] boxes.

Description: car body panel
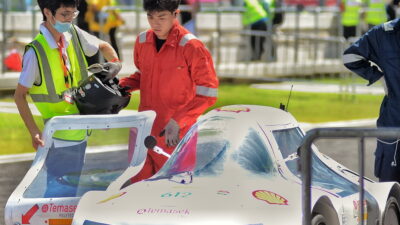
[[75, 176, 304, 224], [48, 105, 400, 225], [4, 111, 155, 225], [72, 105, 399, 225]]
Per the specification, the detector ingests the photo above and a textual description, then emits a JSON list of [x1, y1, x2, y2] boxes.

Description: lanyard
[[57, 39, 72, 89]]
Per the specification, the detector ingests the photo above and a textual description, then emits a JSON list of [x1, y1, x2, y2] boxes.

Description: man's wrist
[[108, 59, 122, 72], [171, 117, 184, 128], [110, 58, 121, 63]]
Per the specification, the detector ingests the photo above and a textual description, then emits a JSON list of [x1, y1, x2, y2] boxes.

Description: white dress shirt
[[18, 23, 100, 88], [18, 23, 100, 147]]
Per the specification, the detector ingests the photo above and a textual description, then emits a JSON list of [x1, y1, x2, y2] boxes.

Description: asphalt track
[[0, 138, 378, 225], [1, 160, 31, 225]]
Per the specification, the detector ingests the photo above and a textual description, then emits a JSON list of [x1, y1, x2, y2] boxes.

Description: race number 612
[[161, 192, 192, 198]]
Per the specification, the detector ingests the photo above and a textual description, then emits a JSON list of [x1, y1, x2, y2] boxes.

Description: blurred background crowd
[[0, 0, 398, 81]]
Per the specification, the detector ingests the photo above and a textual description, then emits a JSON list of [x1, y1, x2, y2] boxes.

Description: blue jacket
[[343, 19, 400, 128]]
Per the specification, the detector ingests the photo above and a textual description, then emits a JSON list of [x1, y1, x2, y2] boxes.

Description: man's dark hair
[[37, 0, 80, 21], [143, 0, 181, 12]]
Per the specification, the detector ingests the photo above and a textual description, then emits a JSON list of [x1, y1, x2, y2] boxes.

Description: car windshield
[[154, 116, 276, 180], [273, 127, 364, 197]]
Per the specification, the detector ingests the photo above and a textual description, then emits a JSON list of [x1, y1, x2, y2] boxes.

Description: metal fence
[[227, 7, 362, 81], [300, 127, 400, 225], [0, 3, 376, 81]]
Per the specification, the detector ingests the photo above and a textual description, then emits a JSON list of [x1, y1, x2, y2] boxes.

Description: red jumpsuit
[[119, 20, 219, 183]]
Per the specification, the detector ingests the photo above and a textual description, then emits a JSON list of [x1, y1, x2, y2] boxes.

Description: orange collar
[[149, 20, 183, 47]]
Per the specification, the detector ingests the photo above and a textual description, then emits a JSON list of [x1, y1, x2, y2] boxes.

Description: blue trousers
[[375, 140, 400, 182]]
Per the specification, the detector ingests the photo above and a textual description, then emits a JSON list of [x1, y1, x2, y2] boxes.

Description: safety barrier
[[300, 127, 400, 225]]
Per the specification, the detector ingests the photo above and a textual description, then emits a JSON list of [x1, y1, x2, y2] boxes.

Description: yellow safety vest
[[26, 26, 88, 141], [366, 0, 387, 25], [243, 0, 268, 26], [342, 0, 361, 26], [265, 0, 275, 18]]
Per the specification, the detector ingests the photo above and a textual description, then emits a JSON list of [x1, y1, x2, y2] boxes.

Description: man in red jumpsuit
[[119, 0, 219, 184]]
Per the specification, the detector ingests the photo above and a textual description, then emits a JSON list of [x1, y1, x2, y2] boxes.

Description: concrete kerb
[[251, 82, 385, 95], [299, 118, 376, 132]]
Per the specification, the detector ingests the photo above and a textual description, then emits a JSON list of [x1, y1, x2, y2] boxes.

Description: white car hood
[[73, 175, 305, 225]]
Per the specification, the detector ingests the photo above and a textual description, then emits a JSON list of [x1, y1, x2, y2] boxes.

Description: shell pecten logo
[[252, 190, 288, 205]]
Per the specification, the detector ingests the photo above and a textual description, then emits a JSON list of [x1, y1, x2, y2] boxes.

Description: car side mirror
[[144, 135, 157, 149], [145, 136, 171, 158]]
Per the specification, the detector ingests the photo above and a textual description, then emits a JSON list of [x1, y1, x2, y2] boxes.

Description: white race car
[[72, 105, 400, 225]]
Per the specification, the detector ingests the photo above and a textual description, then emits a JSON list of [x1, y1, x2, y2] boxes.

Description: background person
[[14, 0, 121, 196], [386, 0, 397, 21], [119, 0, 219, 184], [341, 0, 362, 39], [86, 0, 124, 58], [242, 0, 270, 61], [179, 0, 199, 34], [77, 0, 99, 65], [365, 0, 387, 29]]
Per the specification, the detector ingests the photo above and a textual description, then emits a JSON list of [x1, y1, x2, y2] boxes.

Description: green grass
[[0, 93, 140, 155], [0, 113, 135, 155], [212, 84, 382, 122], [0, 84, 383, 155], [0, 113, 44, 154]]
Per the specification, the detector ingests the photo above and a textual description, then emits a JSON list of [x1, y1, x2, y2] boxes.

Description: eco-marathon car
[[4, 111, 156, 225], [72, 105, 400, 225]]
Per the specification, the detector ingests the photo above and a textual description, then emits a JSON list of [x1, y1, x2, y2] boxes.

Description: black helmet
[[73, 64, 131, 115]]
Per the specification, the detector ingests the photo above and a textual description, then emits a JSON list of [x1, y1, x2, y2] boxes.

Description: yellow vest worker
[[243, 0, 268, 26], [14, 0, 121, 197], [86, 0, 124, 34], [365, 0, 387, 27], [341, 0, 362, 39], [27, 26, 88, 141]]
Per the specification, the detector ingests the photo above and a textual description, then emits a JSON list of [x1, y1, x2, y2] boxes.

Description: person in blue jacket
[[343, 19, 400, 182]]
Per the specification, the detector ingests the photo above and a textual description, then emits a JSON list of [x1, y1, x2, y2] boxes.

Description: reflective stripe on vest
[[243, 0, 268, 26], [139, 31, 147, 43], [179, 33, 197, 46], [29, 40, 62, 103], [70, 25, 88, 80], [196, 85, 218, 97]]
